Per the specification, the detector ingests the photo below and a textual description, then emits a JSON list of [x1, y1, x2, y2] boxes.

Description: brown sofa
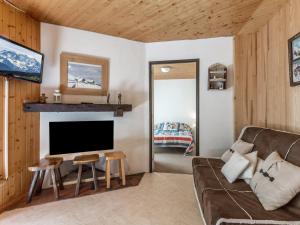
[[192, 126, 300, 225]]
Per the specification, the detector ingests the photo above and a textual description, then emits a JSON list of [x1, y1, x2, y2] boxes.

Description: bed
[[153, 122, 194, 155]]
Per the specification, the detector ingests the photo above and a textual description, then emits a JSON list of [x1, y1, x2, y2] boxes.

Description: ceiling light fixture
[[160, 66, 172, 73]]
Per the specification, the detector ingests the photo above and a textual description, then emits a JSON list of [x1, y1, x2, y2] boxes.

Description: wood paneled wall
[[0, 0, 40, 211], [234, 0, 300, 137]]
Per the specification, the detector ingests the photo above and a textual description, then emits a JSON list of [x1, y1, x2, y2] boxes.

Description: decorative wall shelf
[[23, 103, 132, 117], [208, 63, 227, 90]]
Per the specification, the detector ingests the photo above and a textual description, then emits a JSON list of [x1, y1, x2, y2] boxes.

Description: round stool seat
[[28, 157, 63, 172], [73, 154, 99, 165], [104, 151, 126, 160]]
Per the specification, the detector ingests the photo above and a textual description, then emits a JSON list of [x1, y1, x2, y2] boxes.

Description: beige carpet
[[0, 173, 203, 225], [154, 148, 194, 174]]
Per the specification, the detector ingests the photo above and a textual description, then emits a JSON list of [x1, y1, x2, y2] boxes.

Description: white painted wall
[[40, 22, 234, 173], [40, 23, 147, 174], [146, 37, 234, 157], [153, 79, 196, 127]]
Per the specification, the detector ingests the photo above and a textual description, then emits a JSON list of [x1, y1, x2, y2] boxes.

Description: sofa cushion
[[240, 127, 300, 167], [193, 157, 300, 225]]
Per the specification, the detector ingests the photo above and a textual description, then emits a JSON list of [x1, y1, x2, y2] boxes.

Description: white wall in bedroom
[[153, 79, 196, 127], [146, 37, 234, 157], [40, 23, 147, 174]]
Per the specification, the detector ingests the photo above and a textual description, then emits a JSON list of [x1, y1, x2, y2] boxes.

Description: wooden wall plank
[[0, 1, 5, 181], [234, 0, 300, 137], [0, 0, 40, 212], [0, 0, 4, 203]]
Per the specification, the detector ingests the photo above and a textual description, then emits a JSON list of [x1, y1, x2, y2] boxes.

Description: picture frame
[[288, 32, 300, 87], [60, 52, 109, 95]]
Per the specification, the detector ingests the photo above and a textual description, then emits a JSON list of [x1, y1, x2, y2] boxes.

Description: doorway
[[149, 59, 199, 173]]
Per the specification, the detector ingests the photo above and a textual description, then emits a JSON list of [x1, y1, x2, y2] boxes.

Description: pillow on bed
[[155, 123, 165, 130], [163, 122, 179, 131], [221, 152, 250, 183], [221, 140, 254, 162], [250, 151, 300, 211], [179, 123, 192, 132]]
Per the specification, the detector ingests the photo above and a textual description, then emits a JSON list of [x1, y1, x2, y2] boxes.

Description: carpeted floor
[[0, 173, 203, 225], [154, 148, 194, 174], [9, 173, 144, 210]]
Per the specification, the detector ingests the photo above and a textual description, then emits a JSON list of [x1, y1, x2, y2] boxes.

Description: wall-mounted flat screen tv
[[49, 121, 114, 155], [0, 36, 44, 83]]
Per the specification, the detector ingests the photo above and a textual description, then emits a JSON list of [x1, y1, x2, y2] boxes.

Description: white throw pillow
[[255, 157, 264, 173], [244, 157, 264, 184], [221, 140, 254, 162], [250, 151, 300, 211], [239, 151, 258, 180], [221, 152, 250, 183]]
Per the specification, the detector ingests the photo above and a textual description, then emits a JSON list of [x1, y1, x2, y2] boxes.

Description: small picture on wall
[[289, 33, 300, 86], [292, 59, 300, 83], [60, 52, 109, 96], [292, 37, 300, 60], [67, 62, 102, 89]]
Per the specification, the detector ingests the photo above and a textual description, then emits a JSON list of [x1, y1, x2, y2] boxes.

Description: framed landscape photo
[[60, 52, 109, 95], [289, 32, 300, 86]]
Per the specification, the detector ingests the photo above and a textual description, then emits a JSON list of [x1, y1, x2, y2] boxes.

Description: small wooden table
[[104, 151, 126, 189], [27, 157, 64, 203], [73, 154, 99, 196]]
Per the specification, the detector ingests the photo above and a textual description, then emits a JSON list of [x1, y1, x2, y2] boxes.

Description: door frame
[[149, 59, 200, 172]]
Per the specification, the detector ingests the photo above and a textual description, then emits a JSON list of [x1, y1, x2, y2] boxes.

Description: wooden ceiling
[[153, 62, 196, 80], [8, 0, 288, 42]]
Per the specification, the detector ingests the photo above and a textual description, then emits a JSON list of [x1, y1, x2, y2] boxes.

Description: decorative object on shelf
[[39, 93, 48, 103], [208, 63, 227, 90], [60, 52, 109, 96], [288, 32, 300, 86], [53, 89, 62, 103], [118, 93, 122, 104], [107, 93, 110, 104]]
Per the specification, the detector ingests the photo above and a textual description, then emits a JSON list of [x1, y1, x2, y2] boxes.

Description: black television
[[0, 36, 44, 83], [49, 121, 114, 155]]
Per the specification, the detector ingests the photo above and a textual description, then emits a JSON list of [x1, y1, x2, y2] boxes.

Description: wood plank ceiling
[[8, 0, 288, 42], [153, 62, 196, 80]]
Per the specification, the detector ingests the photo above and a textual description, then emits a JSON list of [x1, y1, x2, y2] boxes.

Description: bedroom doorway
[[149, 59, 199, 173]]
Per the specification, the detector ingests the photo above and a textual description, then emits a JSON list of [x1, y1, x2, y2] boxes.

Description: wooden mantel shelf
[[23, 103, 132, 117]]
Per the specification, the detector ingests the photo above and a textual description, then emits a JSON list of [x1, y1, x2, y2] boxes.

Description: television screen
[[0, 36, 44, 83], [49, 121, 114, 155]]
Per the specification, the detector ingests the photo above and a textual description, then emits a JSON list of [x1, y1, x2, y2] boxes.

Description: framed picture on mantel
[[288, 32, 300, 87], [60, 52, 109, 95]]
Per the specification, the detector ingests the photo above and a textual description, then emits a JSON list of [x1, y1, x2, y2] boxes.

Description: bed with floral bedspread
[[153, 122, 194, 155]]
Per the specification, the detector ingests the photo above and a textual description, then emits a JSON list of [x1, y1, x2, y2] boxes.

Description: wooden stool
[[104, 151, 126, 189], [73, 154, 99, 196], [27, 157, 64, 203]]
